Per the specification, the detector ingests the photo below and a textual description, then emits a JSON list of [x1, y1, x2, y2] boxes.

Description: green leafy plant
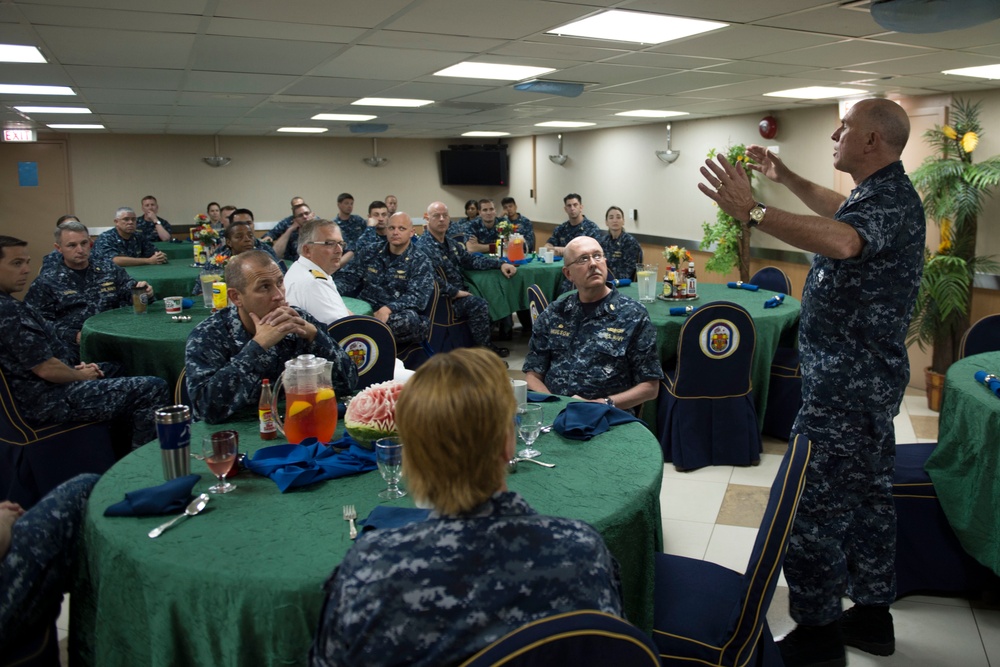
[[700, 144, 755, 280], [908, 99, 1000, 374]]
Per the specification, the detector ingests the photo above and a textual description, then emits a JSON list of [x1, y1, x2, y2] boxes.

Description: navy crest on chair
[[328, 316, 397, 389], [657, 301, 762, 470], [527, 283, 550, 324], [652, 434, 811, 666]]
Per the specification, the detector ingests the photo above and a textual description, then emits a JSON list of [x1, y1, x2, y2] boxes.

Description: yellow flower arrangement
[[942, 125, 957, 140], [961, 131, 978, 154], [663, 245, 692, 266]]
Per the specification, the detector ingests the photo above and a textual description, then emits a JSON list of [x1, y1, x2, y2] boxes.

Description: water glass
[[516, 403, 544, 459], [637, 263, 658, 302], [375, 437, 406, 500]]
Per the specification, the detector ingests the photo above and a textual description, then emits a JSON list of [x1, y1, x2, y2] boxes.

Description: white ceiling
[[1, 0, 998, 138]]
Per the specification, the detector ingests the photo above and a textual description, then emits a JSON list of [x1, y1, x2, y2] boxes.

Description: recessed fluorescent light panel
[[942, 64, 1000, 80], [276, 127, 328, 133], [764, 86, 866, 99], [352, 98, 433, 108], [312, 113, 377, 121], [0, 84, 74, 95], [548, 10, 727, 45], [14, 106, 91, 113], [462, 131, 510, 137], [47, 124, 104, 129], [615, 110, 688, 118], [435, 63, 556, 81], [535, 121, 596, 128], [0, 44, 46, 63]]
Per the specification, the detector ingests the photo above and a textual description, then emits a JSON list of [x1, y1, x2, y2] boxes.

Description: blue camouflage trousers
[[0, 473, 99, 651], [387, 310, 430, 348], [452, 294, 491, 347], [786, 403, 897, 625]]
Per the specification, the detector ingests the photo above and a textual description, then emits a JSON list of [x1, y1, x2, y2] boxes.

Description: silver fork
[[343, 505, 358, 539]]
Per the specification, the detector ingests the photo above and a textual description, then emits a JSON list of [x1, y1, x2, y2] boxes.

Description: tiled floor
[[53, 333, 998, 665]]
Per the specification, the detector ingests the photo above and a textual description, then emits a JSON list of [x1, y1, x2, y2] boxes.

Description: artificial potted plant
[[700, 144, 755, 281]]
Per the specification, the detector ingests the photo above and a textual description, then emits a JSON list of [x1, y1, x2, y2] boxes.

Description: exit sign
[[3, 129, 37, 142]]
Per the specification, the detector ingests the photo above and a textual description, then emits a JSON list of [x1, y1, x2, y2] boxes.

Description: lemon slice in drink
[[288, 400, 312, 418], [316, 388, 336, 403]]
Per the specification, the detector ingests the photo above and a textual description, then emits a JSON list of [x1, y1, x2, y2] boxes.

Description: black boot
[[777, 620, 846, 667], [841, 604, 895, 656]]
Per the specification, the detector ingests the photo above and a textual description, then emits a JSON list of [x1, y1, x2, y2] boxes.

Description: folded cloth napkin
[[974, 370, 1000, 397], [611, 278, 632, 287], [244, 438, 377, 492], [104, 474, 202, 517], [528, 391, 560, 402], [502, 257, 534, 266], [360, 506, 431, 533], [727, 281, 760, 291], [669, 305, 700, 316], [553, 402, 643, 441], [181, 298, 194, 309], [764, 293, 786, 309]]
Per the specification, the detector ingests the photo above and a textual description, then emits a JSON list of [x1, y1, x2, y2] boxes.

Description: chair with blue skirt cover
[[460, 610, 661, 667], [652, 434, 811, 666], [656, 301, 761, 470], [749, 266, 792, 295], [0, 367, 115, 509], [328, 315, 397, 390], [893, 442, 998, 598], [750, 265, 802, 440], [527, 283, 549, 325], [427, 267, 476, 354], [959, 313, 1000, 358]]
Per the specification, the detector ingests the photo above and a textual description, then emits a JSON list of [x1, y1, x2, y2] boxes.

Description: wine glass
[[516, 403, 544, 459], [375, 438, 406, 500], [202, 432, 237, 494]]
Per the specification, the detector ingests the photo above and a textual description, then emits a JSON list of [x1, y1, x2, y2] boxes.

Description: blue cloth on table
[[104, 473, 202, 516], [727, 281, 759, 291], [181, 298, 194, 309], [611, 279, 632, 287], [974, 370, 1000, 397], [763, 294, 785, 309], [528, 391, 560, 402], [501, 256, 534, 265], [553, 402, 643, 441], [244, 438, 377, 492], [360, 506, 431, 533], [669, 305, 700, 316]]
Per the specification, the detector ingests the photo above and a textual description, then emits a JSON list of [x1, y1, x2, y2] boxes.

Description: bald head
[[854, 98, 910, 155], [386, 211, 415, 254], [563, 236, 601, 265]]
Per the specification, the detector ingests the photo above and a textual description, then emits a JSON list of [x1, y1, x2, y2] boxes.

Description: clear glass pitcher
[[271, 354, 338, 444]]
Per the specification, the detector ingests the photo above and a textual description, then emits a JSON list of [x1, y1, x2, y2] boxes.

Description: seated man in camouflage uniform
[[92, 207, 168, 267], [310, 348, 623, 667], [464, 198, 501, 254], [500, 196, 535, 252], [523, 236, 662, 411], [545, 193, 601, 257], [137, 195, 172, 242], [264, 202, 315, 262], [414, 201, 516, 358], [338, 200, 388, 270], [26, 220, 153, 364], [0, 237, 169, 449], [334, 212, 433, 349], [185, 250, 357, 424]]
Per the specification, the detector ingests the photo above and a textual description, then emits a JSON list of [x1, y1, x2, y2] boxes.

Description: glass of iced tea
[[202, 432, 237, 494]]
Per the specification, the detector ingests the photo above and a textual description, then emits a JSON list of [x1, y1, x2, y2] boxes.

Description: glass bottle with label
[[686, 261, 697, 298]]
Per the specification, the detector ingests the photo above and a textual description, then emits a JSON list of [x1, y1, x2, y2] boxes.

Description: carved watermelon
[[344, 380, 404, 448]]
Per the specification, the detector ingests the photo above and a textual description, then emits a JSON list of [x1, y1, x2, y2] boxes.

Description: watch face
[[750, 205, 765, 222]]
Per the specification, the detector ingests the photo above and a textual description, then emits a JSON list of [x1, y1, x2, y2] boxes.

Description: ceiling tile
[[21, 0, 207, 13], [213, 0, 410, 28], [77, 88, 178, 104], [384, 0, 587, 40], [376, 81, 494, 100], [360, 30, 501, 53], [281, 76, 402, 97], [63, 66, 185, 90], [620, 0, 832, 23], [19, 5, 200, 32], [653, 25, 840, 59], [190, 35, 344, 75], [35, 26, 195, 68], [184, 71, 299, 94], [751, 40, 928, 69], [857, 51, 1000, 77], [553, 63, 673, 86], [597, 70, 747, 96], [0, 63, 73, 85], [756, 6, 885, 38], [176, 91, 268, 106], [487, 39, 627, 63], [205, 17, 364, 43], [603, 53, 729, 70], [310, 45, 464, 79]]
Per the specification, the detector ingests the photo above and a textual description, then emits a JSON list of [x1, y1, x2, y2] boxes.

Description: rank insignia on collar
[[310, 269, 326, 279]]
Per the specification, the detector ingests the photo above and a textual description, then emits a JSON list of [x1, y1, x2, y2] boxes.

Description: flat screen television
[[440, 148, 508, 186]]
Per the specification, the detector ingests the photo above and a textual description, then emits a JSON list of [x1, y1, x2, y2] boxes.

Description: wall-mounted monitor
[[440, 146, 508, 186]]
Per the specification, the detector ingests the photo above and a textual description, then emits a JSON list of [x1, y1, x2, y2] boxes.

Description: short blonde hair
[[396, 348, 515, 514]]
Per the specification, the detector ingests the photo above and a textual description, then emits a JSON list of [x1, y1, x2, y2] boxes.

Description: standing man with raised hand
[[137, 195, 172, 242], [545, 193, 600, 257], [699, 98, 924, 667]]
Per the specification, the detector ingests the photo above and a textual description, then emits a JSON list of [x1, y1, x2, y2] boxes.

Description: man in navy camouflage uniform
[[702, 98, 925, 667], [339, 200, 388, 270], [26, 220, 153, 363], [264, 202, 314, 262], [415, 201, 517, 358], [500, 196, 535, 252], [600, 205, 643, 282], [524, 236, 661, 412], [334, 212, 433, 348], [1, 473, 99, 654], [92, 206, 168, 267], [185, 250, 357, 424], [464, 198, 502, 254], [311, 349, 622, 667], [545, 193, 601, 256], [137, 194, 172, 242], [0, 237, 169, 448], [333, 193, 367, 250]]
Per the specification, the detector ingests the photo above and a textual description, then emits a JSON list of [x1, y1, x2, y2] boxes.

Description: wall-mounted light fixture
[[549, 133, 568, 166], [655, 123, 679, 164], [202, 135, 231, 167], [362, 137, 388, 167]]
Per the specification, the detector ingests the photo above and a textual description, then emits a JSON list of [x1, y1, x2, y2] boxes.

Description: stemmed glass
[[375, 438, 406, 500], [516, 403, 544, 459], [202, 432, 238, 494]]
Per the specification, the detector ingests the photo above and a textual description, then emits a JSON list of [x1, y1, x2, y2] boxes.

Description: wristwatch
[[604, 397, 615, 407], [748, 202, 767, 227]]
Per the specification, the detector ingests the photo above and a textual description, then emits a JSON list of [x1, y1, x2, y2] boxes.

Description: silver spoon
[[507, 458, 556, 473], [148, 493, 210, 539]]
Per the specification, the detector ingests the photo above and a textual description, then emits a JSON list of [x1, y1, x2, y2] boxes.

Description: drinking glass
[[375, 438, 406, 500], [516, 403, 544, 459], [637, 263, 657, 302], [202, 432, 237, 494]]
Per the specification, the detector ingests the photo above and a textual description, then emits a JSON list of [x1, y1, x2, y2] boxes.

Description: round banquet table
[[925, 351, 1000, 575], [463, 257, 565, 321], [80, 298, 373, 391], [124, 263, 203, 299], [71, 397, 664, 666], [153, 241, 198, 261]]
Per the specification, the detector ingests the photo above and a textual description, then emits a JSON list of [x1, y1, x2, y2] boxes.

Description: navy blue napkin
[[611, 278, 632, 287], [974, 370, 1000, 397], [669, 305, 700, 316], [501, 256, 534, 266], [552, 402, 643, 441], [764, 294, 785, 309], [528, 391, 559, 402], [104, 474, 201, 517], [727, 281, 760, 291], [244, 438, 377, 492], [360, 506, 431, 533]]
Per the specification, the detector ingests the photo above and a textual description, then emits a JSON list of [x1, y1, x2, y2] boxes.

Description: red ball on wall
[[759, 115, 778, 139]]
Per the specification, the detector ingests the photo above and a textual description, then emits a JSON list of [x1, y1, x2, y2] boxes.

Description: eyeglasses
[[118, 216, 136, 221], [308, 240, 346, 250], [569, 252, 606, 267]]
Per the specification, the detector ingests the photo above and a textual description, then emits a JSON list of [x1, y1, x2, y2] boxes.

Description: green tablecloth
[[125, 263, 203, 298], [463, 258, 565, 320], [71, 397, 663, 666], [925, 351, 1000, 575], [80, 298, 373, 391], [153, 241, 198, 261]]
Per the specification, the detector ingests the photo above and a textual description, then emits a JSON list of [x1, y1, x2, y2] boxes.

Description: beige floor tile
[[659, 477, 728, 523], [910, 415, 939, 441], [716, 484, 770, 529], [893, 410, 917, 443], [729, 452, 783, 488], [661, 461, 734, 484], [703, 524, 758, 574], [661, 518, 714, 560], [974, 606, 1000, 666]]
